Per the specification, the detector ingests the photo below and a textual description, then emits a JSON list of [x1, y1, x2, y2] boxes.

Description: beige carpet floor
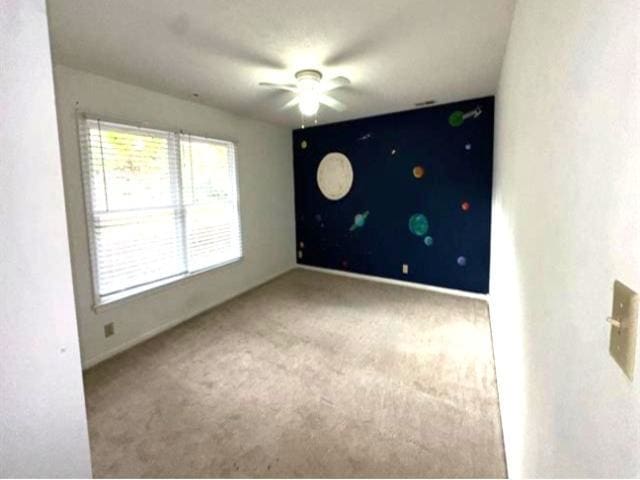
[[84, 269, 506, 478]]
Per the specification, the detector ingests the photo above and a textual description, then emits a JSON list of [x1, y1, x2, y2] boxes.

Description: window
[[79, 116, 242, 306]]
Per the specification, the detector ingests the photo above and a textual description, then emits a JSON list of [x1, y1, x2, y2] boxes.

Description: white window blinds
[[79, 116, 242, 306]]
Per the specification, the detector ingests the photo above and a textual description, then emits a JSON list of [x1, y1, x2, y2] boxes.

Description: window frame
[[76, 113, 244, 311]]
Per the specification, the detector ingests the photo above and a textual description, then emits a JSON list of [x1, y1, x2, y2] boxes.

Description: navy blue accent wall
[[292, 96, 494, 293]]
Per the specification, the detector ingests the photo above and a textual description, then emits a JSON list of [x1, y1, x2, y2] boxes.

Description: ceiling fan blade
[[320, 95, 346, 112], [258, 82, 297, 92], [321, 76, 350, 92], [282, 96, 300, 110]]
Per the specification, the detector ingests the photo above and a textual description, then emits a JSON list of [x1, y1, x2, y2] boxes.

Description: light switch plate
[[402, 264, 409, 274], [609, 280, 638, 381]]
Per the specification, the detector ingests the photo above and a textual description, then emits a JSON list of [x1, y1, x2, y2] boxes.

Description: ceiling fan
[[259, 69, 350, 117]]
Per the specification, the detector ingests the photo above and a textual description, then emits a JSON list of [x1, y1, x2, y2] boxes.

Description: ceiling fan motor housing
[[295, 69, 323, 82]]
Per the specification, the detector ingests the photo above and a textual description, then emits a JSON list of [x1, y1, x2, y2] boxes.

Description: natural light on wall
[[489, 193, 528, 477], [79, 116, 242, 307]]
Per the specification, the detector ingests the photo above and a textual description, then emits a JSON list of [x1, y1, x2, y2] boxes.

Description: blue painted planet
[[349, 211, 370, 231], [457, 256, 467, 266], [424, 236, 434, 246], [408, 213, 429, 236]]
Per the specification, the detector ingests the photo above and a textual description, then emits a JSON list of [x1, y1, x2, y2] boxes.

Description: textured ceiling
[[48, 0, 514, 127]]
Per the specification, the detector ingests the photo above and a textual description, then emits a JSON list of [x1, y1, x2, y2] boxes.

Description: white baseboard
[[82, 310, 194, 370], [297, 264, 489, 301], [81, 267, 295, 369], [83, 265, 486, 369]]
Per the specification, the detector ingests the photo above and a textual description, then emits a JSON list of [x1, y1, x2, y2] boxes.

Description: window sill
[[92, 255, 243, 314]]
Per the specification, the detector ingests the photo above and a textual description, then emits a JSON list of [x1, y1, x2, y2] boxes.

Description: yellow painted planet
[[413, 165, 425, 179]]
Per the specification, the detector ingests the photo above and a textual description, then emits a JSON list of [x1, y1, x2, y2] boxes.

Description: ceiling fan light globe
[[297, 72, 321, 116], [299, 94, 320, 116]]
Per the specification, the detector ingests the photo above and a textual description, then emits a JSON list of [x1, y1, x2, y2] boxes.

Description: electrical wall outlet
[[609, 280, 638, 381], [104, 322, 115, 338], [402, 263, 409, 274]]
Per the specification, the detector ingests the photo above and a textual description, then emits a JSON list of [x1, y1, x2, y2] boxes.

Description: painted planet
[[465, 143, 472, 150], [457, 256, 467, 266], [349, 210, 370, 231], [412, 165, 425, 179], [461, 201, 470, 211], [448, 110, 464, 127], [317, 152, 354, 201], [391, 148, 397, 155], [408, 213, 429, 236], [424, 236, 434, 246]]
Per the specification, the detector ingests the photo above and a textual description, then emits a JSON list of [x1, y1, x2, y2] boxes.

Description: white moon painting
[[316, 152, 353, 201]]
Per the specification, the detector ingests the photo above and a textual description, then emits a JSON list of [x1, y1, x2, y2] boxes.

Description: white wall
[[53, 65, 296, 368], [490, 0, 640, 477], [0, 1, 92, 477]]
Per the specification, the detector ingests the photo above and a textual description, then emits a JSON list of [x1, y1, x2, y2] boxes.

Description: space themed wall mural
[[292, 96, 494, 293]]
